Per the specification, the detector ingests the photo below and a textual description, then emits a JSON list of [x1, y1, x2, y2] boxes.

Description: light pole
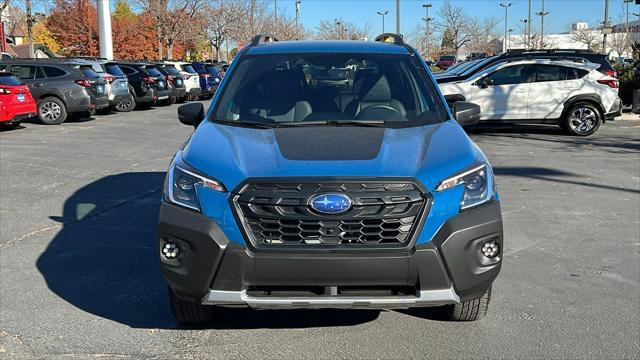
[[602, 0, 610, 53], [527, 0, 532, 48], [96, 0, 113, 60], [624, 0, 632, 55], [536, 0, 549, 49], [26, 0, 34, 58], [520, 19, 529, 48], [422, 3, 432, 59], [500, 2, 512, 54], [396, 0, 400, 34], [377, 10, 389, 33], [295, 0, 301, 30]]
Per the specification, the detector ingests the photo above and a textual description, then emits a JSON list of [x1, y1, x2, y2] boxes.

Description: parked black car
[[113, 61, 170, 110], [0, 60, 108, 124], [436, 49, 617, 84], [156, 63, 187, 103]]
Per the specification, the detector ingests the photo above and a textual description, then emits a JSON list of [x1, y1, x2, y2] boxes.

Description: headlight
[[164, 157, 226, 212], [436, 164, 493, 210]]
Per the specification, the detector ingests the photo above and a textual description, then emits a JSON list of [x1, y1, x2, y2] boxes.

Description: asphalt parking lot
[[1, 104, 639, 359]]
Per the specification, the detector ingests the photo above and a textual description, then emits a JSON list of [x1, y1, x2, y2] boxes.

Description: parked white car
[[439, 59, 622, 136], [162, 61, 201, 101]]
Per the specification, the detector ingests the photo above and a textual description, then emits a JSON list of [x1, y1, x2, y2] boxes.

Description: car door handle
[[33, 83, 45, 87], [515, 89, 527, 94]]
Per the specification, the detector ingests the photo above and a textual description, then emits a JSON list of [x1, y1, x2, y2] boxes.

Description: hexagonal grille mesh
[[233, 180, 429, 248]]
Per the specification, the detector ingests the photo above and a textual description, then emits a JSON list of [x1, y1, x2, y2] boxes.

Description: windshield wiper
[[212, 120, 280, 129]]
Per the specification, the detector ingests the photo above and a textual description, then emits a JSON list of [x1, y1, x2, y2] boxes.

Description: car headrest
[[359, 74, 391, 102]]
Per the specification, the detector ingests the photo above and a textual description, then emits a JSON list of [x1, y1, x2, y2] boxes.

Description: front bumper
[[605, 98, 623, 120], [158, 200, 503, 308]]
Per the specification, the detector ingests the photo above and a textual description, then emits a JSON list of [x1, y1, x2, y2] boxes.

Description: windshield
[[449, 60, 480, 75], [105, 63, 125, 76], [182, 64, 197, 74], [205, 65, 219, 75], [212, 53, 448, 128], [163, 65, 181, 76], [461, 56, 497, 76], [146, 67, 164, 78]]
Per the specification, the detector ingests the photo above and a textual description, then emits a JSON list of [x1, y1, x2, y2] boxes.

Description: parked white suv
[[162, 61, 201, 101], [439, 59, 622, 136]]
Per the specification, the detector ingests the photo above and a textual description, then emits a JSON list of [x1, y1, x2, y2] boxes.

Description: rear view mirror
[[453, 101, 481, 126], [178, 103, 204, 128]]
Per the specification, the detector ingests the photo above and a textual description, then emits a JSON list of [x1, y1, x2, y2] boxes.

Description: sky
[[280, 0, 640, 36], [26, 0, 640, 37]]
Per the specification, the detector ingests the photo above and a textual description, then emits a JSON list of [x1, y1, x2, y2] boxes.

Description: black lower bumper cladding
[[158, 201, 502, 306]]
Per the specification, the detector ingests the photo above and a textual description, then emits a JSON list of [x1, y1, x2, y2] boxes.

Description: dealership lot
[[0, 104, 638, 358]]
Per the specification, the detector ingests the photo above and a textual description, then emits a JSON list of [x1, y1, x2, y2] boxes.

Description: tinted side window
[[10, 65, 37, 80], [534, 65, 566, 82], [105, 63, 125, 76], [146, 67, 164, 77], [35, 66, 46, 79], [566, 67, 589, 80], [80, 66, 100, 78], [120, 66, 137, 75], [43, 66, 67, 78], [486, 65, 529, 85]]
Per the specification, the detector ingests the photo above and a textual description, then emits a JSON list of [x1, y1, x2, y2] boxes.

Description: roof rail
[[250, 34, 278, 47], [374, 33, 404, 46]]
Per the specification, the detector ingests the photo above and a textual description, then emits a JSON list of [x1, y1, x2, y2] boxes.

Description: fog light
[[161, 242, 180, 259], [480, 241, 499, 258]]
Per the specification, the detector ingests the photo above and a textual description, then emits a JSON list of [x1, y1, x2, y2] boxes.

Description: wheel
[[439, 288, 491, 321], [563, 102, 602, 136], [169, 96, 177, 105], [169, 288, 216, 324], [115, 94, 135, 112], [38, 97, 67, 125]]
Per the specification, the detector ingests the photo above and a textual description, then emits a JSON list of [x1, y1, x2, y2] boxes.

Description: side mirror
[[178, 102, 204, 128], [453, 101, 481, 126]]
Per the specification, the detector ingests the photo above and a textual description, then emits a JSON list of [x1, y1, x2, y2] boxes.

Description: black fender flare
[[36, 93, 68, 110], [562, 94, 606, 122]]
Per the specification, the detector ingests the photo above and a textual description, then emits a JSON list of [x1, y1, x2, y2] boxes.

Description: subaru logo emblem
[[310, 194, 352, 214]]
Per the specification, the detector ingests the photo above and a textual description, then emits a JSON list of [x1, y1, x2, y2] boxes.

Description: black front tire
[[37, 97, 67, 125], [169, 289, 216, 324], [115, 94, 135, 112], [563, 102, 602, 136], [439, 288, 491, 321]]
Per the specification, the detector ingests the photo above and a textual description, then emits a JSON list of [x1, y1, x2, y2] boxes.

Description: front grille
[[232, 180, 429, 248]]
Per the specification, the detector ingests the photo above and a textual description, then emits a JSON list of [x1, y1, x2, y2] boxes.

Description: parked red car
[[0, 72, 36, 128], [436, 55, 456, 70]]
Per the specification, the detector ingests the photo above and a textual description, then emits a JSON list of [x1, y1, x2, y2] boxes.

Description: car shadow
[[36, 172, 380, 329]]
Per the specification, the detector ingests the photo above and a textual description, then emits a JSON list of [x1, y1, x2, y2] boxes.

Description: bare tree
[[228, 0, 272, 45], [569, 22, 601, 51], [435, 0, 470, 59], [201, 0, 242, 60], [609, 32, 630, 57], [273, 11, 308, 40], [466, 16, 499, 54], [315, 18, 371, 40]]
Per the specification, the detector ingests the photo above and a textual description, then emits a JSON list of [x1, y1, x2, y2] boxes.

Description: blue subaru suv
[[159, 34, 502, 324]]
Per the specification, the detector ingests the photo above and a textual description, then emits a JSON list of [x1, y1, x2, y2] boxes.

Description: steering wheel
[[356, 105, 404, 121]]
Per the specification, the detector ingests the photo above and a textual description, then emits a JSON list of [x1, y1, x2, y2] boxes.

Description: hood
[[181, 121, 480, 192]]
